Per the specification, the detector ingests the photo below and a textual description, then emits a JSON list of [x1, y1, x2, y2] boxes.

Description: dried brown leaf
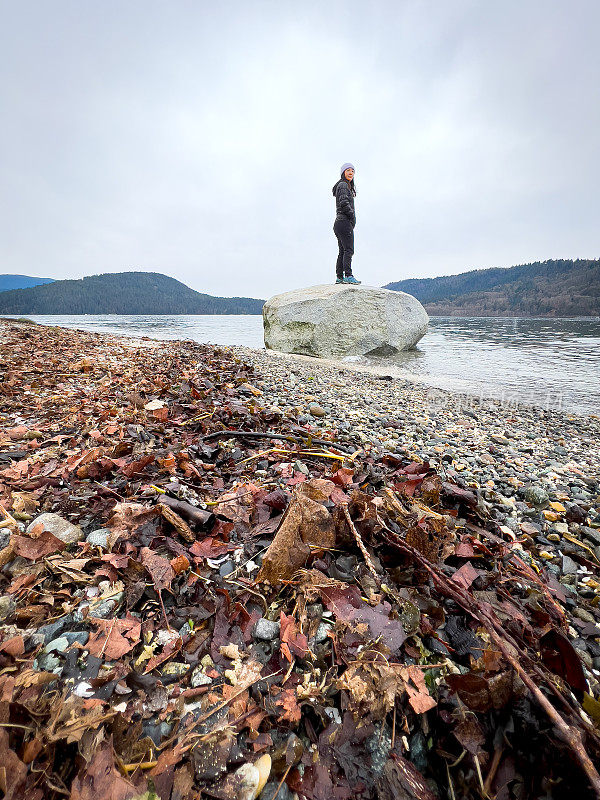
[[257, 486, 336, 583], [12, 529, 65, 560], [0, 730, 28, 799], [87, 614, 142, 660], [140, 546, 174, 591], [70, 740, 137, 800]]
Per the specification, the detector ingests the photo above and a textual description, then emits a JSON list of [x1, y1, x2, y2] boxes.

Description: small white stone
[[190, 667, 212, 688], [233, 764, 260, 800], [144, 399, 165, 411], [73, 682, 94, 698], [324, 707, 342, 724]]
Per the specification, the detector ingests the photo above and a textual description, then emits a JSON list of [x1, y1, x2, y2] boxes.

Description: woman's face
[[344, 167, 354, 181]]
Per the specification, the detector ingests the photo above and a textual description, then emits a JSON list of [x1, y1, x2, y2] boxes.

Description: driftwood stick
[[200, 429, 352, 454], [160, 495, 212, 528]]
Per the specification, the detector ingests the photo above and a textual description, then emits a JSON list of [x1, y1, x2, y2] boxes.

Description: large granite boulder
[[263, 284, 428, 358]]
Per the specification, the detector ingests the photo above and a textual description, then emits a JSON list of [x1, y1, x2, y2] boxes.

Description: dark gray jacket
[[332, 179, 356, 226]]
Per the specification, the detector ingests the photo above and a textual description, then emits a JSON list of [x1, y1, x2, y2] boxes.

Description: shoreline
[[3, 318, 599, 498], [4, 317, 600, 473], [6, 314, 599, 417]]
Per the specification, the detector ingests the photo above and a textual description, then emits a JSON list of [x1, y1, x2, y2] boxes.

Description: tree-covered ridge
[[384, 259, 600, 316], [0, 275, 54, 292], [0, 272, 265, 315]]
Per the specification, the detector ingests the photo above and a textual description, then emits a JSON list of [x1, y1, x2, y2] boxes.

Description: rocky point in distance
[[262, 283, 429, 359]]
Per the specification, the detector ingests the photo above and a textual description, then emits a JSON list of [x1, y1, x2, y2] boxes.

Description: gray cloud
[[1, 0, 598, 298]]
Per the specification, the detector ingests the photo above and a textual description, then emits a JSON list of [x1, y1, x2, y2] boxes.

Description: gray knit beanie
[[340, 162, 355, 176]]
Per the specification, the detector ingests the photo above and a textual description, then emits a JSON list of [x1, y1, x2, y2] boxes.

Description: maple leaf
[[12, 530, 65, 560], [70, 740, 136, 800]]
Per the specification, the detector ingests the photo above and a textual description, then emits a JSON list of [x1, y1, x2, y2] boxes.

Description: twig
[[93, 481, 125, 501], [484, 745, 504, 795], [160, 495, 211, 528], [343, 506, 378, 579], [268, 764, 292, 800], [446, 763, 457, 800], [474, 754, 489, 799], [157, 501, 196, 541], [0, 722, 35, 731], [158, 669, 283, 751], [99, 618, 117, 658], [157, 588, 172, 631], [269, 446, 346, 462], [122, 760, 158, 773], [223, 578, 269, 613], [449, 749, 467, 769], [0, 503, 17, 524], [205, 491, 255, 507], [200, 428, 352, 454]]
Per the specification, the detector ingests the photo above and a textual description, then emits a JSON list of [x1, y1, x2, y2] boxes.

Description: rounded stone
[[86, 528, 110, 548], [27, 513, 84, 545], [253, 618, 281, 641], [0, 595, 16, 621], [524, 487, 549, 506]]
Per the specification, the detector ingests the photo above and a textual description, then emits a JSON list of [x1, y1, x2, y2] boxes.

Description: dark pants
[[334, 218, 354, 279]]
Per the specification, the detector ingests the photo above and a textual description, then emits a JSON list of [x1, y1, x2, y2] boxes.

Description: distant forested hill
[[0, 275, 54, 292], [384, 259, 600, 316], [0, 272, 264, 315]]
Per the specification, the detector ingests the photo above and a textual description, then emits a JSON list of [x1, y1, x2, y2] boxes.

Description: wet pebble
[[190, 667, 212, 688], [0, 596, 16, 621]]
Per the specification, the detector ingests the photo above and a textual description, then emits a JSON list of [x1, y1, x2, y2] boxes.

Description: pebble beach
[[2, 318, 600, 797]]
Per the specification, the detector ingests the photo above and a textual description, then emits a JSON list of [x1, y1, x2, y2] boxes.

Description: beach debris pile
[[0, 319, 599, 799]]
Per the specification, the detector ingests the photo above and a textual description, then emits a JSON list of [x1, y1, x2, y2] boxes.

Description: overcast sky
[[1, 1, 598, 299]]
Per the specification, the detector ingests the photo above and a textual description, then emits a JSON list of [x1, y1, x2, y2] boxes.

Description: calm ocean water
[[12, 315, 600, 416]]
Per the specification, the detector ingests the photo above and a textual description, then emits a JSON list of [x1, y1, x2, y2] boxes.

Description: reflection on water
[[16, 314, 267, 348], [9, 314, 600, 415], [363, 317, 600, 414]]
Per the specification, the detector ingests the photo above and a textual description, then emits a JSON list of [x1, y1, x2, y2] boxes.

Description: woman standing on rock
[[332, 162, 361, 285]]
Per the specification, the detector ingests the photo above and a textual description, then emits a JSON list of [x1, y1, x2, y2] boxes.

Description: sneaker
[[335, 277, 344, 284], [343, 275, 361, 285]]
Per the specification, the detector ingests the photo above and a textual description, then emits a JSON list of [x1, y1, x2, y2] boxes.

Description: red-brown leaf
[[140, 546, 174, 591], [12, 531, 65, 560], [280, 612, 309, 662], [451, 561, 480, 591], [86, 615, 142, 660]]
